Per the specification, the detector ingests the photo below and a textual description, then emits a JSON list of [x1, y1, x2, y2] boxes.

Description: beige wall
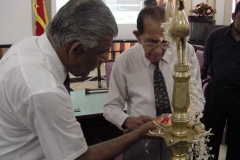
[[45, 0, 52, 20], [224, 0, 233, 25], [185, 0, 193, 16], [206, 0, 215, 8], [0, 0, 236, 56], [1, 0, 52, 55], [45, 0, 234, 25], [188, 0, 233, 25]]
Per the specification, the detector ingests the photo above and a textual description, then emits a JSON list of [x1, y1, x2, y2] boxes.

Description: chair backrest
[[196, 50, 204, 68], [105, 59, 115, 88]]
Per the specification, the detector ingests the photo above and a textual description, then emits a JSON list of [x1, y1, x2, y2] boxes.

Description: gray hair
[[46, 0, 118, 50]]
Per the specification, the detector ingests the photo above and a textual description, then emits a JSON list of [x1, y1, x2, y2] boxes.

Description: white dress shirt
[[0, 34, 88, 160], [103, 43, 205, 130]]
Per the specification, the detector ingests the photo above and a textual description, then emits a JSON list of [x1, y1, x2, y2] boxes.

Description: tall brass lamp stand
[[148, 1, 213, 159]]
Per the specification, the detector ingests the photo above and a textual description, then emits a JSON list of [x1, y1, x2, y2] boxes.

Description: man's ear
[[133, 30, 142, 44], [69, 41, 83, 58]]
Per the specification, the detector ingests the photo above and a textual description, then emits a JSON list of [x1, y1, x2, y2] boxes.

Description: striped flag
[[33, 0, 48, 36]]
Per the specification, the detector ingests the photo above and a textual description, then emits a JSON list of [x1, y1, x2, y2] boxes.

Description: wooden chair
[[196, 50, 204, 69], [195, 49, 208, 80]]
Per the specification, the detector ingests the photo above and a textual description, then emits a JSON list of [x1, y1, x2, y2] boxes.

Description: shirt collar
[[141, 44, 170, 68], [37, 33, 67, 83], [223, 24, 232, 37]]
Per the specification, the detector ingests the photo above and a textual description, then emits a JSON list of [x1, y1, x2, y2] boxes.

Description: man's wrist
[[122, 117, 136, 130]]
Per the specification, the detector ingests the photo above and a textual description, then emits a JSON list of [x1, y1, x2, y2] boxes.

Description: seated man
[[103, 6, 205, 160]]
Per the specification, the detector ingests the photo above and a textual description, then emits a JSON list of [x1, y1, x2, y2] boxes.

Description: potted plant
[[189, 2, 216, 19]]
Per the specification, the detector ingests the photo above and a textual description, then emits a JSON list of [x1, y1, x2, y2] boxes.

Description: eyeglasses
[[141, 36, 170, 50]]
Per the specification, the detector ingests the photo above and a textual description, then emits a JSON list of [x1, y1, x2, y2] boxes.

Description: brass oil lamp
[[148, 1, 213, 159]]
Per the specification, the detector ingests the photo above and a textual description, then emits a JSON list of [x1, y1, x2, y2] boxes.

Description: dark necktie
[[153, 62, 171, 116], [64, 73, 72, 94]]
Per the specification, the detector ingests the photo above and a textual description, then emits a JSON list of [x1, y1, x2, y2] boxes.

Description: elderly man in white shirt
[[103, 6, 205, 160], [0, 1, 157, 160]]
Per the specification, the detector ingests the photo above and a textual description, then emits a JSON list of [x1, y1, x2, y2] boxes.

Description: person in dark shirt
[[203, 2, 240, 160]]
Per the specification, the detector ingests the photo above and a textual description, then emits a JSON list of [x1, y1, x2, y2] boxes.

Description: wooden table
[[71, 90, 123, 145]]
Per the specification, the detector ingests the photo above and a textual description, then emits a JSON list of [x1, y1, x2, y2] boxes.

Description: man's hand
[[133, 121, 157, 139], [123, 115, 154, 131]]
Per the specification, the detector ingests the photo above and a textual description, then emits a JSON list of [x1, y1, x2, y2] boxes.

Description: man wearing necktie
[[104, 6, 205, 160]]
